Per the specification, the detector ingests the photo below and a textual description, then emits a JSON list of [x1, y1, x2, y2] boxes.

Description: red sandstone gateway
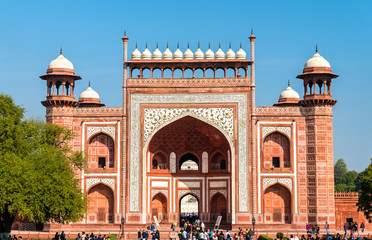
[[16, 32, 368, 234]]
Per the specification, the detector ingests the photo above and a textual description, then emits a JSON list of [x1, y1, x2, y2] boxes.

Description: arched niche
[[179, 153, 199, 170], [210, 152, 227, 171], [263, 183, 291, 224], [88, 133, 115, 169], [263, 132, 290, 170], [148, 116, 231, 173], [152, 152, 168, 170], [152, 193, 168, 222], [87, 183, 114, 223], [210, 192, 227, 223]]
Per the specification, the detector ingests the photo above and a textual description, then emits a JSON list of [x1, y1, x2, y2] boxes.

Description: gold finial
[[167, 42, 169, 48], [240, 42, 242, 48], [135, 42, 138, 48], [177, 42, 179, 48], [288, 79, 290, 87], [315, 44, 318, 53], [229, 42, 231, 49], [198, 41, 200, 49], [156, 42, 158, 48], [124, 29, 126, 36], [60, 47, 63, 55], [89, 81, 91, 87], [219, 42, 221, 48], [251, 28, 253, 35], [146, 42, 148, 48], [188, 42, 190, 48]]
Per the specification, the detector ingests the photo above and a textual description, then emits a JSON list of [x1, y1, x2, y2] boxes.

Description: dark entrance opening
[[179, 194, 199, 227]]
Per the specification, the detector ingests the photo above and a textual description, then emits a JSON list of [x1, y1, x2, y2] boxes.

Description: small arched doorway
[[179, 194, 199, 226], [263, 183, 291, 223], [152, 193, 168, 223], [87, 184, 114, 223], [210, 193, 227, 223], [179, 153, 199, 170]]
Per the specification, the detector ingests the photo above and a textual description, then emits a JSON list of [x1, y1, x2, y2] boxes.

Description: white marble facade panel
[[129, 93, 248, 212]]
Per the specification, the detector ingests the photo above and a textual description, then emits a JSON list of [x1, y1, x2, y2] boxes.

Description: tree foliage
[[334, 159, 360, 192], [0, 94, 87, 233], [357, 158, 372, 222]]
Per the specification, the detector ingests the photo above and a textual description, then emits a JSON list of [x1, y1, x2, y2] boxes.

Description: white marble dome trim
[[79, 87, 100, 99], [279, 87, 300, 99], [304, 53, 331, 68], [48, 54, 74, 70], [262, 178, 292, 192], [87, 126, 116, 140], [262, 126, 291, 139], [86, 178, 116, 191]]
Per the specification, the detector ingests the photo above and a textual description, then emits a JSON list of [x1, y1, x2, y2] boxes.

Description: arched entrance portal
[[152, 193, 167, 223], [179, 194, 199, 227], [87, 184, 114, 223], [263, 183, 292, 223], [210, 193, 227, 223], [147, 116, 232, 225]]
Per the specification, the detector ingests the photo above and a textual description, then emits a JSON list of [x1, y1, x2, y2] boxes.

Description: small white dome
[[205, 49, 214, 59], [215, 44, 225, 59], [153, 48, 162, 60], [194, 48, 204, 59], [174, 44, 183, 59], [79, 86, 100, 100], [279, 86, 300, 99], [226, 44, 235, 59], [304, 52, 331, 68], [142, 44, 152, 59], [48, 53, 74, 70], [131, 44, 141, 59], [236, 43, 246, 59], [184, 44, 194, 59], [163, 44, 173, 59]]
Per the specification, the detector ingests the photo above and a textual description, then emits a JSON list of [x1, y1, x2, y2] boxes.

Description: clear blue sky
[[1, 1, 371, 172]]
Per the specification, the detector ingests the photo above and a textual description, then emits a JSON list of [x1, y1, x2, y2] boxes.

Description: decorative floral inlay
[[262, 178, 292, 191], [87, 126, 116, 140], [151, 189, 168, 198], [210, 189, 227, 199], [86, 178, 116, 190], [178, 189, 201, 199], [262, 126, 291, 139], [143, 108, 234, 142]]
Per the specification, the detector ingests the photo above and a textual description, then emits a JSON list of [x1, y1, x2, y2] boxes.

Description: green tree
[[334, 159, 360, 192], [0, 94, 87, 233], [334, 159, 347, 185], [357, 158, 372, 222]]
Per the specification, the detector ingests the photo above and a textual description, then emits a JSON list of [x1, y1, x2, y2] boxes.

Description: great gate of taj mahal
[[37, 31, 342, 232]]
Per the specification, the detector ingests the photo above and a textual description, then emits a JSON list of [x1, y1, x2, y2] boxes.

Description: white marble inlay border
[[262, 126, 291, 139], [87, 126, 116, 140], [262, 178, 293, 191], [86, 178, 116, 191], [129, 93, 248, 212]]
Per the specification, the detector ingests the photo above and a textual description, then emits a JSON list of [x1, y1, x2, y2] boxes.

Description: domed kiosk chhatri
[[32, 31, 369, 235]]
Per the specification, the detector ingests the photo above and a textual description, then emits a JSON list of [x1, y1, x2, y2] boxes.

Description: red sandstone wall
[[335, 192, 372, 231]]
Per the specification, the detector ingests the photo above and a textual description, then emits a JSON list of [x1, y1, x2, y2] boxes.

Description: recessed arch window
[[152, 152, 168, 170], [263, 132, 290, 169], [211, 152, 227, 171], [179, 153, 199, 170], [88, 133, 115, 169]]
